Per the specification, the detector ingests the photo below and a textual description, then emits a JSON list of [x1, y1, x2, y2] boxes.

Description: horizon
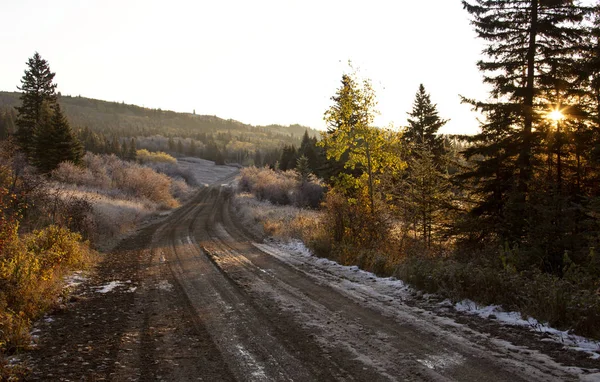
[[1, 1, 489, 135]]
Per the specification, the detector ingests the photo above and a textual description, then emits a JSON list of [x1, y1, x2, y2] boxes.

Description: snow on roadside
[[454, 299, 600, 360], [255, 238, 413, 303], [95, 280, 129, 293], [256, 238, 600, 361], [63, 271, 87, 289]]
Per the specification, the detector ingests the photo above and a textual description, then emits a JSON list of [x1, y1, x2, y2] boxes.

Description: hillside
[[0, 91, 319, 165]]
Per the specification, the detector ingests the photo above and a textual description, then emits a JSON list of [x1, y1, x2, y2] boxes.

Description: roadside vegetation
[[0, 53, 211, 378], [234, 0, 600, 343]]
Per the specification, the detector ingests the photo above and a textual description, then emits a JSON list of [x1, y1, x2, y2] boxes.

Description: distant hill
[[0, 91, 320, 165]]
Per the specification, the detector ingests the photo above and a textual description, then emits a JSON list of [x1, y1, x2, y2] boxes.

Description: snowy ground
[[255, 238, 600, 364], [177, 157, 238, 185]]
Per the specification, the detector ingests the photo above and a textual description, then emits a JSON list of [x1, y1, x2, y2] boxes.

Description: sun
[[548, 109, 565, 122]]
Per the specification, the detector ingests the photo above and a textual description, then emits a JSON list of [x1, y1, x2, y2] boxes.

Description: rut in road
[[149, 183, 580, 381]]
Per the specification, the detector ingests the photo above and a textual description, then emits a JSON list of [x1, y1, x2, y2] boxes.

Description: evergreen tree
[[121, 139, 129, 158], [460, 0, 592, 274], [298, 130, 320, 174], [404, 84, 448, 161], [279, 145, 297, 171], [0, 111, 9, 140], [128, 138, 137, 160], [34, 103, 83, 173], [399, 146, 453, 248], [253, 150, 263, 167], [295, 155, 312, 183], [15, 52, 58, 157]]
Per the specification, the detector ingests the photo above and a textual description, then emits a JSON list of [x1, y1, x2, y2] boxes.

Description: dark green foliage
[[127, 138, 137, 160], [33, 103, 83, 173], [15, 52, 57, 157], [459, 0, 592, 261], [279, 145, 297, 171], [0, 109, 16, 140], [0, 91, 319, 166], [295, 155, 312, 183], [403, 84, 448, 161], [13, 53, 83, 173]]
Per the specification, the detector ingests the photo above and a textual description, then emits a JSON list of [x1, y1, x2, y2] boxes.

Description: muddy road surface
[[23, 181, 599, 381]]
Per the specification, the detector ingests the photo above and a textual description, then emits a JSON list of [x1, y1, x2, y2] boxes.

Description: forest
[[0, 90, 318, 167]]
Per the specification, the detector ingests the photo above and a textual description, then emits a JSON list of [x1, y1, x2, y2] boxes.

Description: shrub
[[237, 166, 325, 208], [136, 149, 176, 164], [0, 223, 95, 353], [393, 253, 600, 340]]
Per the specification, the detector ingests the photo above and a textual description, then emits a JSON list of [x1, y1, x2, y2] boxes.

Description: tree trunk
[[519, 0, 539, 205]]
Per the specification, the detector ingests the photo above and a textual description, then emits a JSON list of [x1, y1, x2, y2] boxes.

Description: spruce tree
[[279, 145, 297, 171], [15, 52, 58, 158], [404, 84, 448, 161], [295, 155, 312, 183], [128, 138, 137, 160], [399, 146, 452, 248], [34, 103, 83, 173], [460, 0, 591, 250]]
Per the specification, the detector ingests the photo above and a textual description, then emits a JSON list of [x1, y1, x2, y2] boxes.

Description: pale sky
[[1, 0, 489, 134]]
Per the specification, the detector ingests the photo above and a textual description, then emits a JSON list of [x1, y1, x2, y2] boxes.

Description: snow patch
[[256, 238, 600, 363], [235, 344, 268, 380], [255, 239, 412, 300], [95, 281, 126, 293], [64, 271, 87, 289], [157, 280, 174, 292], [580, 373, 600, 381], [454, 299, 600, 360], [417, 353, 465, 371]]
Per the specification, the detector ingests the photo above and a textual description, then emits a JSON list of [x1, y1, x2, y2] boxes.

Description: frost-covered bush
[[111, 165, 177, 208], [237, 166, 324, 208], [52, 153, 179, 208]]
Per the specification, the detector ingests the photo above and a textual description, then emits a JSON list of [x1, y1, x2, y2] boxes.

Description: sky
[[0, 0, 489, 134]]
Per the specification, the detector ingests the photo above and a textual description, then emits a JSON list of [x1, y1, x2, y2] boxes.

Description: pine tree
[[34, 103, 83, 173], [298, 130, 321, 175], [295, 155, 312, 183], [404, 84, 448, 161], [15, 52, 58, 157], [460, 0, 591, 249], [128, 138, 137, 160], [0, 110, 9, 140], [399, 146, 452, 248], [279, 145, 297, 171], [121, 139, 129, 158]]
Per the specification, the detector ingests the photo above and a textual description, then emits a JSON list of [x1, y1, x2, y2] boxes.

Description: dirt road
[[23, 181, 599, 381]]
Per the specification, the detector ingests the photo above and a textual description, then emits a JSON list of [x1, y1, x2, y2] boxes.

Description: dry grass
[[232, 192, 323, 241]]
